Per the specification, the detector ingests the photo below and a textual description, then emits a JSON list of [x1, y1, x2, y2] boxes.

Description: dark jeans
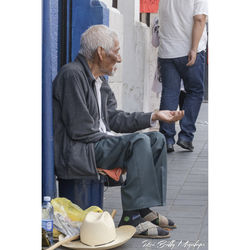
[[159, 51, 205, 144], [94, 132, 167, 211]]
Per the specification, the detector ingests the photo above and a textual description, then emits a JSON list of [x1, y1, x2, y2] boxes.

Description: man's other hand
[[186, 49, 197, 66], [152, 110, 184, 123]]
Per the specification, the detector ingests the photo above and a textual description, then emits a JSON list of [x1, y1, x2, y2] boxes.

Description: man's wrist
[[151, 110, 159, 121], [190, 48, 197, 53]]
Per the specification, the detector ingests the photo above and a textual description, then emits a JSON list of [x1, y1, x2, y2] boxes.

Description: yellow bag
[[51, 197, 103, 237]]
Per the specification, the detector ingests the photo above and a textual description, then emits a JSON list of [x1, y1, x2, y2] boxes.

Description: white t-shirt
[[158, 0, 208, 59]]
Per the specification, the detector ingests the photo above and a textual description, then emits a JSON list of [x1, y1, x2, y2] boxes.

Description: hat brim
[[59, 225, 136, 250]]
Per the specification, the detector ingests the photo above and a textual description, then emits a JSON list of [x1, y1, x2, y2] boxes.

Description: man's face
[[99, 39, 121, 76]]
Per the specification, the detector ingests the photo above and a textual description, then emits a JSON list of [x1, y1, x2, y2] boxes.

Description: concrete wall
[[117, 0, 160, 112], [100, 0, 112, 8], [147, 13, 161, 112], [101, 0, 124, 109], [102, 0, 161, 112]]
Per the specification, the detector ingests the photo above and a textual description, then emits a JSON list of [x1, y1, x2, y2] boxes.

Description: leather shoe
[[177, 140, 194, 152], [167, 144, 174, 153]]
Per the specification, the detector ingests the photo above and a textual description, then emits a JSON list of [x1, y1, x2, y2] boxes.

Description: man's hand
[[151, 110, 184, 123], [186, 49, 197, 66]]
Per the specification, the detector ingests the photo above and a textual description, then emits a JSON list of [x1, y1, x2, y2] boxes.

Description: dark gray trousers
[[94, 131, 167, 211]]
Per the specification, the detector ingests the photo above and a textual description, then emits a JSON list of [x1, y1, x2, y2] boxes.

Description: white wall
[[117, 0, 160, 112], [118, 0, 142, 112], [102, 0, 161, 112], [101, 0, 124, 109], [100, 0, 112, 8]]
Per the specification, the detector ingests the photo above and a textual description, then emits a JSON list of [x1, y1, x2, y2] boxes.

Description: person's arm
[[186, 14, 207, 66], [105, 83, 184, 132]]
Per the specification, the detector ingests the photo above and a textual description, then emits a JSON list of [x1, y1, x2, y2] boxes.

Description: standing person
[[158, 0, 208, 152], [53, 25, 184, 238], [151, 16, 186, 110]]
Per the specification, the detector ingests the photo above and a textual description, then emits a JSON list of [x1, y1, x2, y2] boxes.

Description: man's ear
[[97, 46, 105, 61]]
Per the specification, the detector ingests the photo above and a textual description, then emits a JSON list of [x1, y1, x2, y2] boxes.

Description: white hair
[[79, 25, 118, 61]]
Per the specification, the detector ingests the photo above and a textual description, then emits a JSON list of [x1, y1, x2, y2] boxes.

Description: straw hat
[[59, 211, 136, 249]]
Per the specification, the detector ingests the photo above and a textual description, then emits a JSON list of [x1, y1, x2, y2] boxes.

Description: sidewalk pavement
[[103, 103, 208, 250]]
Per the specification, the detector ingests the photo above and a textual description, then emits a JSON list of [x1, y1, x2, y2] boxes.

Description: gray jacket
[[53, 54, 152, 179]]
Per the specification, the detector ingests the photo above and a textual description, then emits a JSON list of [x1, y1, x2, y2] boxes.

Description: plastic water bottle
[[42, 196, 54, 245]]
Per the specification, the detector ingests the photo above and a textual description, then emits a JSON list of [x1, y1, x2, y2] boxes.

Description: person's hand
[[186, 49, 197, 66], [151, 110, 184, 123]]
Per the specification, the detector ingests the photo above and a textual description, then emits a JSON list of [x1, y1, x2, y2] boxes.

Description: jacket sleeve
[[106, 86, 152, 133], [53, 69, 106, 143]]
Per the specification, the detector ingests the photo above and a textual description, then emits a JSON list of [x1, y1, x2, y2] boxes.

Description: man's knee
[[146, 131, 166, 146], [133, 133, 151, 144]]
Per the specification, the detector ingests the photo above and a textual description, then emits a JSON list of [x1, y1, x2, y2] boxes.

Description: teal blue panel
[[71, 0, 109, 61]]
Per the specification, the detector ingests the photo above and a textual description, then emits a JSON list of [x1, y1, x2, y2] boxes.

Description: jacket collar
[[75, 53, 107, 86], [76, 53, 96, 86]]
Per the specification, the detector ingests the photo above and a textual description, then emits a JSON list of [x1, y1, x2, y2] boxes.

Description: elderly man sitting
[[53, 25, 184, 238]]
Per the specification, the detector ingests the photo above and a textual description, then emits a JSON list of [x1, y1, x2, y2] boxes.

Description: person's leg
[[158, 58, 181, 150], [176, 51, 205, 150], [138, 132, 176, 229], [94, 132, 165, 210], [94, 132, 170, 237]]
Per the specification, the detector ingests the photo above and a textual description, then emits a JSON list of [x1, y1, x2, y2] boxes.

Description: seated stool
[[58, 178, 104, 210]]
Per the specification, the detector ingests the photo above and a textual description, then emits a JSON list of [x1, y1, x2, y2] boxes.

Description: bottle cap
[[44, 196, 51, 202]]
